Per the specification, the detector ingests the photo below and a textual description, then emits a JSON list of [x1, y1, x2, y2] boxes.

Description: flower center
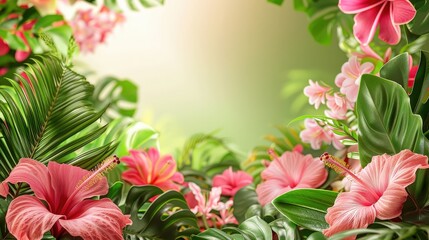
[[320, 153, 379, 199]]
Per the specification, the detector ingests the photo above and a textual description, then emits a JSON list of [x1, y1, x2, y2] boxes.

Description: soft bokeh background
[[77, 0, 347, 153]]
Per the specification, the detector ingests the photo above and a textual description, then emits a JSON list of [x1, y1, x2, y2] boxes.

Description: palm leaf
[[0, 55, 116, 182]]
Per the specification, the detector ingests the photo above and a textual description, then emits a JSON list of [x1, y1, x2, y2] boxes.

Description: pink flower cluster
[[187, 183, 238, 228], [301, 56, 375, 150], [70, 6, 125, 53], [300, 119, 343, 150]]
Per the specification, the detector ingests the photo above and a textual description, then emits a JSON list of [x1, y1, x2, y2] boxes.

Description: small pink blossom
[[256, 151, 328, 206], [325, 93, 352, 120], [122, 148, 184, 191], [0, 158, 131, 239], [212, 167, 253, 197], [353, 44, 392, 63], [70, 6, 124, 53], [188, 183, 237, 227], [339, 0, 416, 45], [322, 150, 429, 239], [304, 80, 331, 109], [335, 57, 374, 102], [300, 119, 332, 150]]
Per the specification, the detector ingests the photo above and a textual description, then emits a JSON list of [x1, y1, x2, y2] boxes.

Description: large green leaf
[[357, 74, 429, 166], [0, 56, 115, 183], [123, 185, 199, 240], [357, 74, 429, 218], [272, 189, 338, 232], [92, 76, 138, 122]]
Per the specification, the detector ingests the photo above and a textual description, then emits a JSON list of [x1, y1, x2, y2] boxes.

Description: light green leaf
[[272, 189, 338, 231]]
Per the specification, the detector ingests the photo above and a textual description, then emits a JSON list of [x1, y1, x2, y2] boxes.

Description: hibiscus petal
[[256, 180, 292, 206], [2, 158, 52, 201], [339, 0, 384, 14], [378, 4, 401, 45], [6, 195, 63, 240], [47, 161, 108, 213], [353, 3, 386, 45], [323, 192, 376, 239], [392, 0, 416, 24], [359, 150, 429, 219], [59, 199, 132, 240]]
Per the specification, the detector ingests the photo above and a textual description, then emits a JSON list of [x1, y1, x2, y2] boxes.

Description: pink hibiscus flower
[[304, 80, 331, 109], [335, 57, 374, 103], [122, 148, 184, 191], [339, 0, 416, 45], [212, 167, 253, 197], [321, 150, 429, 239], [256, 151, 328, 206], [0, 158, 131, 239]]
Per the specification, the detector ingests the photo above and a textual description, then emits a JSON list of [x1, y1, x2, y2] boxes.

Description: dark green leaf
[[237, 216, 272, 240], [123, 186, 199, 240], [408, 1, 429, 35], [380, 53, 410, 89], [103, 181, 123, 205], [272, 189, 338, 231]]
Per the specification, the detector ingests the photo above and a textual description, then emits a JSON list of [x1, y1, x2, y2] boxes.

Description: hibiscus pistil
[[321, 153, 379, 200]]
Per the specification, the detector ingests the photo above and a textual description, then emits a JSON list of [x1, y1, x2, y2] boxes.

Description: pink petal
[[47, 161, 108, 213], [339, 0, 384, 14], [378, 4, 401, 45], [2, 159, 53, 202], [353, 3, 386, 45], [391, 0, 416, 24], [256, 180, 292, 206], [15, 50, 30, 62], [359, 150, 429, 219], [0, 39, 9, 56], [122, 169, 147, 185], [6, 195, 64, 240], [323, 192, 376, 239], [59, 199, 132, 240]]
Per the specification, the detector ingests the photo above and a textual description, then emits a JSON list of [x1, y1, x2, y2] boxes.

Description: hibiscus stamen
[[76, 155, 120, 190], [320, 152, 379, 199], [61, 155, 119, 214]]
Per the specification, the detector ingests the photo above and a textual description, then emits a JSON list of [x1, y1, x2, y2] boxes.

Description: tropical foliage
[[1, 0, 429, 239]]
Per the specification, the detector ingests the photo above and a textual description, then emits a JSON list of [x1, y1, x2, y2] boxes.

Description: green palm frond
[[0, 55, 116, 181]]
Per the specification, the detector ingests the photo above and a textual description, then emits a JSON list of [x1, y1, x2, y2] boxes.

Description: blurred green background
[[78, 0, 347, 153]]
